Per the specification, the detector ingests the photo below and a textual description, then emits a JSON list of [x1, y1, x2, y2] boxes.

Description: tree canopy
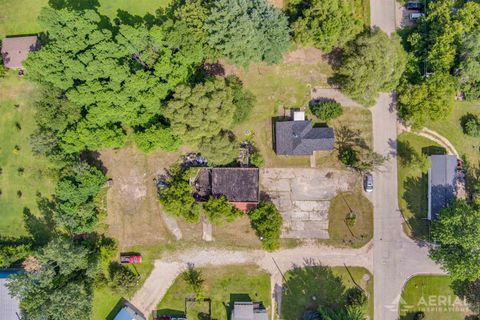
[[334, 29, 407, 106], [7, 238, 99, 320], [430, 200, 480, 281], [54, 162, 106, 234], [158, 166, 200, 223], [458, 30, 480, 100], [248, 201, 283, 251], [397, 72, 456, 127], [288, 0, 363, 52], [164, 77, 237, 143], [25, 6, 202, 153], [203, 196, 243, 225], [204, 0, 290, 67], [198, 131, 239, 166]]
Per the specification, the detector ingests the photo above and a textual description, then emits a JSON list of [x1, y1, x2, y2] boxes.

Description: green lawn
[[397, 132, 446, 240], [400, 275, 470, 320], [282, 266, 374, 320], [327, 190, 373, 248], [157, 265, 271, 320], [233, 61, 333, 168], [429, 100, 480, 169], [0, 71, 56, 237], [0, 0, 171, 38]]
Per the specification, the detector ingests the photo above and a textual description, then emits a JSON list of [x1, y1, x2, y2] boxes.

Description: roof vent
[[293, 110, 305, 121]]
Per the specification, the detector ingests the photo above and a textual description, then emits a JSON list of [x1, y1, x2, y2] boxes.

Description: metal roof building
[[428, 155, 458, 220], [0, 270, 21, 320]]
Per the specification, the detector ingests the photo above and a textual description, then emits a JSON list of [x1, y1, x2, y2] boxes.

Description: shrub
[[310, 100, 343, 121], [339, 148, 358, 167], [108, 262, 139, 294], [203, 195, 243, 225], [463, 115, 480, 137], [345, 287, 367, 306], [248, 202, 283, 251], [182, 263, 204, 297], [345, 212, 357, 227]]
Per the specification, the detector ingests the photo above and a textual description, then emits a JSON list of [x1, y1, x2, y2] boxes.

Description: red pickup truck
[[120, 255, 142, 264]]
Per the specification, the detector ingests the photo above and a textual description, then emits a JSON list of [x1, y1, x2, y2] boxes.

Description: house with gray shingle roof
[[274, 111, 334, 155], [428, 155, 458, 220]]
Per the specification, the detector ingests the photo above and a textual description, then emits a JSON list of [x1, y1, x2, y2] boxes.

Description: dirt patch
[[100, 146, 180, 250], [212, 216, 263, 249], [283, 48, 327, 65], [268, 0, 284, 8]]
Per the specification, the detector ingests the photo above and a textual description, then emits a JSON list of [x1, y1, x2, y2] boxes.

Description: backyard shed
[[1, 36, 40, 69], [231, 302, 268, 320]]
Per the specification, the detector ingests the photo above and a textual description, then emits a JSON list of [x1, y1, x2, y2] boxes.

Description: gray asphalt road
[[370, 0, 397, 34], [371, 93, 444, 320]]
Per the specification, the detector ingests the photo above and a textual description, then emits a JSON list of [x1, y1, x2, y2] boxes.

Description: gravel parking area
[[260, 168, 357, 239]]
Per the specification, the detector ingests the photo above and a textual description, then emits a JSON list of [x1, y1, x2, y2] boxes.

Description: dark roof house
[[194, 168, 260, 212], [275, 120, 334, 155], [428, 155, 458, 220], [1, 36, 40, 69], [231, 302, 268, 320]]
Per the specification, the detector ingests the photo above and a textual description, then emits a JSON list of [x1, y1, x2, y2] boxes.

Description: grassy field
[[429, 100, 480, 169], [282, 266, 374, 320], [156, 264, 271, 320], [0, 0, 171, 38], [400, 275, 470, 320], [327, 189, 373, 248], [397, 132, 446, 240], [0, 71, 56, 237]]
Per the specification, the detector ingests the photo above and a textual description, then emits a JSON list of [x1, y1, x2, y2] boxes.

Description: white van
[[410, 12, 425, 20]]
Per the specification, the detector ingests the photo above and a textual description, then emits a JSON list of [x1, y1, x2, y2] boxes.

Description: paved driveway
[[260, 168, 357, 239], [370, 0, 397, 34]]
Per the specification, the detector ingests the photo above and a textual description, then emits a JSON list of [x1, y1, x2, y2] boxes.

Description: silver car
[[364, 173, 373, 192]]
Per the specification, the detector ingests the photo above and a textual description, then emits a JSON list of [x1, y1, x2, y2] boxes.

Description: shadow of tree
[[397, 140, 417, 167], [402, 175, 429, 239], [335, 125, 369, 152], [23, 196, 57, 246], [281, 263, 347, 320]]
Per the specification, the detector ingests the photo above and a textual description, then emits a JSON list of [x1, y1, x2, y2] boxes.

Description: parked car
[[406, 2, 424, 10], [409, 12, 425, 20], [120, 254, 142, 264], [364, 173, 373, 192]]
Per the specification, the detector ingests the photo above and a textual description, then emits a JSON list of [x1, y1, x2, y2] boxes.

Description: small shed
[[1, 36, 40, 69], [113, 303, 146, 320], [231, 302, 268, 320]]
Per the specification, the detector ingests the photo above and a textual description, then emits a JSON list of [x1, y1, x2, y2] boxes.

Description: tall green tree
[[397, 72, 456, 127], [203, 196, 243, 225], [7, 238, 98, 320], [334, 29, 407, 106], [204, 0, 290, 67], [159, 166, 200, 223], [248, 201, 283, 251], [25, 6, 201, 153], [458, 30, 480, 100], [430, 200, 480, 281], [165, 77, 236, 143], [55, 162, 106, 234], [198, 131, 239, 166], [288, 0, 363, 52]]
